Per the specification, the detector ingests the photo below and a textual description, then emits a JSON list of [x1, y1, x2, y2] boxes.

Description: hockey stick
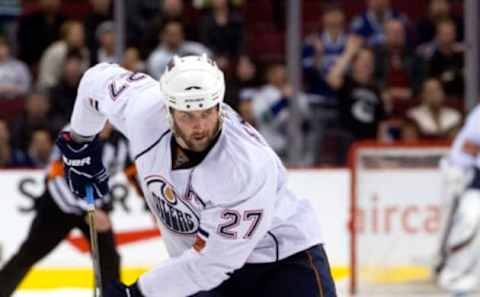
[[86, 185, 103, 297], [435, 193, 461, 276]]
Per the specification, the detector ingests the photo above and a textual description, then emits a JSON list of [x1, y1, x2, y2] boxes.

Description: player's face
[[172, 106, 220, 152]]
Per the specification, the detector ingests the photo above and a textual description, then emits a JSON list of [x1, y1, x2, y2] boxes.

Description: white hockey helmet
[[160, 54, 225, 112]]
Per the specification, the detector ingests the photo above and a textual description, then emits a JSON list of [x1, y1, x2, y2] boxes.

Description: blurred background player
[[436, 105, 480, 297], [0, 122, 138, 297]]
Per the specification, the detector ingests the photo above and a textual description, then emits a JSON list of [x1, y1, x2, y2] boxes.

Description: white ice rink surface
[[11, 282, 453, 297], [11, 291, 453, 297]]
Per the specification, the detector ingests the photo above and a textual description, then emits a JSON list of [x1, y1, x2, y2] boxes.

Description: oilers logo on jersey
[[146, 177, 200, 234]]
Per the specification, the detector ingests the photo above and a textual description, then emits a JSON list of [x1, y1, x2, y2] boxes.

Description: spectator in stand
[[17, 0, 65, 68], [0, 36, 31, 100], [122, 47, 146, 72], [0, 0, 21, 45], [27, 128, 53, 168], [302, 3, 347, 106], [400, 119, 420, 143], [142, 0, 195, 58], [302, 4, 347, 164], [125, 0, 163, 48], [351, 0, 408, 46], [121, 47, 145, 72], [49, 49, 84, 134], [374, 19, 420, 114], [251, 64, 310, 159], [96, 21, 116, 63], [147, 19, 211, 79], [84, 0, 112, 65], [127, 0, 194, 50], [425, 19, 464, 98], [10, 92, 53, 152], [0, 118, 33, 168], [225, 55, 259, 115], [37, 20, 90, 92], [327, 37, 386, 162], [416, 0, 463, 45], [199, 0, 244, 70], [406, 78, 461, 140]]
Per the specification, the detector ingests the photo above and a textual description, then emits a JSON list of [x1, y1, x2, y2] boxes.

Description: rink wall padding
[[0, 169, 351, 289]]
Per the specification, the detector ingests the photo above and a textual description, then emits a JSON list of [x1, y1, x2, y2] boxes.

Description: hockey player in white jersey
[[56, 55, 337, 297], [437, 105, 480, 297]]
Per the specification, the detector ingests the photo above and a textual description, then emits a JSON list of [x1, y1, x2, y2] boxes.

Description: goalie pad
[[440, 158, 474, 201], [437, 189, 480, 293]]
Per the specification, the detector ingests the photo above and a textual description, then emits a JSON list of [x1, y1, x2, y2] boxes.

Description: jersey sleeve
[[137, 160, 277, 297], [70, 63, 169, 157]]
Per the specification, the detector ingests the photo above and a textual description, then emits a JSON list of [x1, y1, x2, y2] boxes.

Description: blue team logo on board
[[146, 177, 200, 234]]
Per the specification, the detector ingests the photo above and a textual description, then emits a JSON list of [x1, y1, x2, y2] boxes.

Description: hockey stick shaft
[[86, 185, 103, 297]]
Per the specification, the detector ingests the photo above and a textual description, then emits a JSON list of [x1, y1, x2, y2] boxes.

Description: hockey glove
[[105, 281, 145, 297], [56, 131, 109, 200]]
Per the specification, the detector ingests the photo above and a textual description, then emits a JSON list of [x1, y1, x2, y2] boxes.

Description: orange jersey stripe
[[48, 160, 65, 180]]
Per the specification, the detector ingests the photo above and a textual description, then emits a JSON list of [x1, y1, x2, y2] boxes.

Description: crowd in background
[[0, 0, 467, 168]]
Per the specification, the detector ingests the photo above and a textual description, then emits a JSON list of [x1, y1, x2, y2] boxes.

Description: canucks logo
[[146, 178, 200, 234]]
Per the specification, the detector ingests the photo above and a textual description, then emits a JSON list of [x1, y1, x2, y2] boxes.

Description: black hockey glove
[[56, 131, 109, 200], [105, 281, 145, 297]]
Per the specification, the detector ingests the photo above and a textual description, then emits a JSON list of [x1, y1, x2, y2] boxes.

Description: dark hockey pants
[[193, 244, 337, 297], [0, 193, 120, 297]]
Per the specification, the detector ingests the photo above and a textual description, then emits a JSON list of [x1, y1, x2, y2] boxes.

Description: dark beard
[[172, 120, 221, 152]]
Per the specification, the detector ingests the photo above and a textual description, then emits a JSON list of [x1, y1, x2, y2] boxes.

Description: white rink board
[[0, 169, 350, 269], [356, 169, 444, 267]]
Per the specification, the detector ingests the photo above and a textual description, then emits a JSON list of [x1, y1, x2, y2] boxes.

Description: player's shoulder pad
[[193, 129, 276, 206]]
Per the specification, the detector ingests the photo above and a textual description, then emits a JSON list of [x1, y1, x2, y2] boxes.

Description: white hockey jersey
[[449, 105, 480, 169], [70, 63, 323, 297]]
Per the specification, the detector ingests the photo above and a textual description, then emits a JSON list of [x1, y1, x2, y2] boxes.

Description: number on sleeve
[[108, 72, 146, 101]]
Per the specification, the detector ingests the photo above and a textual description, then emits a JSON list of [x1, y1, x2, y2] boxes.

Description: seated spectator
[[142, 0, 195, 57], [147, 19, 211, 79], [37, 20, 90, 91], [227, 55, 260, 117], [0, 118, 33, 168], [49, 49, 85, 134], [84, 0, 113, 65], [17, 0, 65, 68], [199, 0, 244, 70], [326, 38, 386, 163], [96, 21, 116, 63], [415, 0, 463, 45], [425, 19, 464, 97], [400, 119, 420, 143], [10, 92, 53, 151], [126, 0, 165, 48], [351, 0, 408, 46], [251, 64, 310, 159], [374, 19, 419, 114], [406, 78, 461, 140], [302, 3, 347, 106], [0, 36, 31, 99], [121, 47, 146, 72], [0, 0, 21, 45], [27, 128, 53, 168]]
